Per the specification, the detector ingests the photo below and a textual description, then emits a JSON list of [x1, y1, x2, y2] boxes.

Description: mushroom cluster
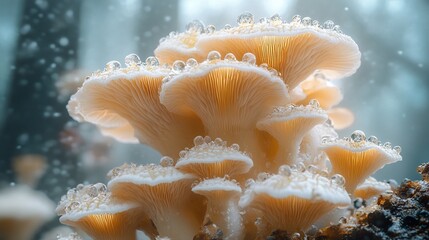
[[59, 13, 403, 239]]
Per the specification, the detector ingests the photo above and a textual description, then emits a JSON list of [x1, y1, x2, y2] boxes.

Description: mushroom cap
[[239, 168, 350, 233], [257, 102, 328, 166], [175, 137, 253, 178], [12, 154, 47, 187], [192, 177, 242, 198], [321, 135, 402, 192], [327, 108, 354, 130], [353, 177, 391, 200], [155, 31, 205, 64], [297, 76, 343, 109], [194, 16, 360, 89], [67, 60, 204, 157]]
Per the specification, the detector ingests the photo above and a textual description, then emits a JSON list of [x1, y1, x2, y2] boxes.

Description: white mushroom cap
[[239, 167, 350, 233], [353, 177, 391, 200]]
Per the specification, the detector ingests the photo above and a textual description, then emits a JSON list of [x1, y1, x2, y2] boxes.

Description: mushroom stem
[[205, 198, 243, 240], [151, 208, 200, 240]]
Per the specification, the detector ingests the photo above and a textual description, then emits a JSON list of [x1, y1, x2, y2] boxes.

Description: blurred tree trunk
[[0, 0, 82, 188]]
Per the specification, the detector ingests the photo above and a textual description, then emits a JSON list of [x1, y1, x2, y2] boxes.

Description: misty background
[[0, 0, 428, 238]]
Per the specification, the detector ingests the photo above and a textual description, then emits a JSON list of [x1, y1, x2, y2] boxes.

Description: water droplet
[[323, 20, 335, 29], [214, 138, 224, 145], [321, 136, 331, 144], [296, 162, 306, 172], [270, 14, 282, 24], [162, 76, 171, 84], [245, 179, 255, 188], [237, 12, 254, 25], [105, 61, 121, 71], [333, 25, 342, 33], [257, 172, 269, 181], [204, 136, 212, 143], [172, 60, 185, 73], [278, 165, 292, 176], [224, 24, 232, 30], [302, 17, 312, 26], [207, 50, 221, 61], [159, 37, 166, 43], [312, 20, 320, 27], [186, 58, 198, 68], [179, 150, 187, 158], [87, 185, 98, 197], [124, 53, 142, 67], [76, 184, 84, 191], [351, 130, 366, 143], [383, 142, 392, 149], [393, 145, 401, 154], [193, 136, 205, 146], [224, 53, 237, 61], [160, 156, 174, 167], [186, 20, 205, 33], [331, 174, 345, 186], [242, 52, 256, 64], [145, 56, 159, 67], [94, 183, 107, 192], [206, 25, 216, 34], [292, 15, 302, 23], [231, 143, 240, 151], [169, 31, 177, 38], [367, 135, 378, 144], [259, 17, 269, 24], [309, 99, 320, 108]]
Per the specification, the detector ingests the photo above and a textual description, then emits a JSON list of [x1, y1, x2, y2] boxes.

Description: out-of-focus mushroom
[[107, 163, 204, 240], [192, 178, 243, 240], [257, 101, 328, 169], [57, 183, 152, 240], [67, 55, 205, 158], [321, 130, 402, 192], [353, 177, 391, 200], [239, 165, 350, 235], [0, 186, 55, 240], [160, 54, 288, 169], [194, 13, 361, 89], [327, 107, 354, 130], [175, 136, 253, 179], [296, 75, 343, 109], [12, 154, 47, 188]]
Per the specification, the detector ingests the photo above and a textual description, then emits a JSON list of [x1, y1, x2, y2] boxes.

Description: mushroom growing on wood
[[239, 165, 351, 235], [192, 177, 243, 240], [107, 163, 204, 240], [67, 55, 204, 158], [321, 130, 402, 192], [57, 183, 154, 240]]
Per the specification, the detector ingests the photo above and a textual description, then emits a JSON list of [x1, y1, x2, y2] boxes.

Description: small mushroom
[[353, 177, 391, 200], [297, 75, 343, 110], [327, 107, 354, 130], [108, 163, 204, 240], [12, 154, 47, 188], [192, 178, 243, 240]]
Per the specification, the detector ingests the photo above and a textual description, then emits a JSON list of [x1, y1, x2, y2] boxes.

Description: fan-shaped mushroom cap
[[175, 136, 253, 179], [193, 14, 360, 89], [67, 56, 204, 158], [160, 55, 288, 169], [353, 177, 391, 200], [239, 166, 350, 234], [57, 183, 151, 240], [327, 108, 354, 130], [192, 178, 243, 240], [107, 163, 204, 240], [12, 154, 47, 187], [297, 75, 343, 109], [257, 101, 328, 169], [0, 186, 55, 240], [321, 131, 402, 192]]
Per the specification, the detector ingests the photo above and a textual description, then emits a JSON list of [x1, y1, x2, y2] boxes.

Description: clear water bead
[[351, 130, 366, 143], [312, 20, 320, 27], [231, 143, 240, 151], [367, 135, 378, 144], [278, 165, 292, 176], [383, 142, 392, 149], [393, 145, 401, 154], [323, 20, 335, 29], [145, 56, 159, 67], [207, 50, 221, 61], [321, 135, 331, 144], [257, 172, 270, 181], [237, 12, 254, 25], [292, 15, 302, 23], [309, 99, 320, 108], [124, 53, 141, 67], [259, 17, 269, 24], [94, 183, 107, 192], [172, 60, 185, 73], [160, 156, 174, 167], [193, 136, 205, 146], [270, 14, 282, 24], [206, 25, 216, 34], [224, 24, 232, 30], [105, 61, 121, 71], [331, 174, 345, 186], [186, 58, 198, 68], [179, 150, 187, 158], [204, 136, 212, 143], [186, 20, 205, 33], [162, 76, 171, 84], [224, 53, 237, 61], [333, 25, 342, 33], [242, 52, 256, 64], [302, 17, 312, 26]]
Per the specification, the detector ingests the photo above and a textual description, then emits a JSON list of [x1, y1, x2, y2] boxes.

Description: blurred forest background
[[0, 0, 428, 238]]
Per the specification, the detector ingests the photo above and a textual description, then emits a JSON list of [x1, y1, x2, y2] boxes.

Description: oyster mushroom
[[239, 166, 350, 235], [107, 163, 204, 240], [354, 177, 391, 200], [0, 186, 55, 240], [297, 75, 343, 110], [67, 55, 204, 158], [175, 136, 253, 179], [192, 178, 243, 240], [12, 154, 47, 188], [327, 107, 354, 130], [321, 131, 402, 192], [57, 183, 153, 240]]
